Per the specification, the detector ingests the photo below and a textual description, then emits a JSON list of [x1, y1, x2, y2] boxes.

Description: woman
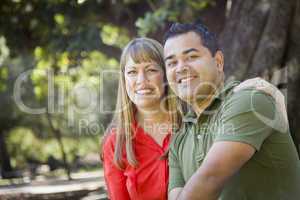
[[101, 37, 286, 200], [102, 37, 178, 200]]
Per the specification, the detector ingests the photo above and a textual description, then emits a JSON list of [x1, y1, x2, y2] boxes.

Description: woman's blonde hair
[[102, 37, 180, 169]]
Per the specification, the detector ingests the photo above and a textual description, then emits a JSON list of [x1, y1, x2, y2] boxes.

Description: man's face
[[164, 31, 224, 104]]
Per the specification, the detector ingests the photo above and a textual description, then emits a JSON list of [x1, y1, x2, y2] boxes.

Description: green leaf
[[54, 13, 65, 26], [100, 24, 130, 48]]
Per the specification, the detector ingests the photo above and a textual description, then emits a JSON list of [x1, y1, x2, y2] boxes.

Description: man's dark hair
[[163, 22, 219, 55]]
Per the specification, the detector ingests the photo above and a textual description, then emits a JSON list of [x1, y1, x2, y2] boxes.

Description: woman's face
[[124, 56, 166, 110]]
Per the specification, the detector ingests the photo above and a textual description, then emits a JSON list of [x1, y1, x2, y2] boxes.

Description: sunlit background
[[0, 0, 299, 199]]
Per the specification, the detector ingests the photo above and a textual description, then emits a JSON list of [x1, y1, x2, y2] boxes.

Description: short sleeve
[[168, 136, 185, 193], [103, 133, 131, 200], [214, 89, 284, 151]]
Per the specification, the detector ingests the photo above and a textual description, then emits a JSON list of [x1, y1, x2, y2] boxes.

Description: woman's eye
[[127, 70, 137, 75], [147, 68, 158, 73]]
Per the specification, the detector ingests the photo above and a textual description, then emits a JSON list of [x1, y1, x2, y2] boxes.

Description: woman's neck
[[136, 105, 170, 125], [136, 105, 171, 146]]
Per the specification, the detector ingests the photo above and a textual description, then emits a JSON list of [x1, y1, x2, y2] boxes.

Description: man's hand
[[176, 141, 255, 200], [234, 77, 288, 123], [169, 187, 183, 200]]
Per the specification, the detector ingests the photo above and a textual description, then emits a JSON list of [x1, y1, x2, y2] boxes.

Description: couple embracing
[[101, 22, 300, 200]]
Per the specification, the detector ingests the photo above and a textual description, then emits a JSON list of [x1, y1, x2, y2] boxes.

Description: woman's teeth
[[136, 89, 153, 95]]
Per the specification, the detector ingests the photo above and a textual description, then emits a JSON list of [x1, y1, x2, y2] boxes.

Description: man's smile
[[177, 76, 197, 84]]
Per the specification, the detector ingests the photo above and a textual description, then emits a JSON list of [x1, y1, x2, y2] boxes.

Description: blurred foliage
[[0, 36, 9, 65], [0, 36, 9, 92], [7, 127, 43, 168], [0, 0, 215, 171], [136, 0, 215, 36], [7, 127, 101, 169], [101, 24, 131, 48]]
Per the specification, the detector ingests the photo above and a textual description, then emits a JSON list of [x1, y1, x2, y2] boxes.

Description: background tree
[[0, 0, 299, 178], [220, 0, 300, 154]]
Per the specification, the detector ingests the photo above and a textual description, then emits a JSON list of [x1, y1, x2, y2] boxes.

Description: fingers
[[234, 77, 267, 92], [233, 77, 288, 124]]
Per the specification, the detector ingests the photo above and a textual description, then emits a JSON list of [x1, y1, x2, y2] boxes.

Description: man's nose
[[176, 59, 188, 74]]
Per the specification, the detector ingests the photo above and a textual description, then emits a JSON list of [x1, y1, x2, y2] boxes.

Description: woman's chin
[[134, 100, 162, 111]]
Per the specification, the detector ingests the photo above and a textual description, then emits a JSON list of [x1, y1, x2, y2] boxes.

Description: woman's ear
[[214, 50, 224, 72]]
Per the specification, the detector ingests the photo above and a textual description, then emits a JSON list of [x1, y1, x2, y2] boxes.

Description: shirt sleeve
[[103, 134, 130, 200], [168, 136, 185, 193], [214, 89, 284, 151]]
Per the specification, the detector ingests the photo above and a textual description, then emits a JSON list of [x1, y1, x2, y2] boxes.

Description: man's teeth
[[180, 77, 194, 83], [136, 89, 152, 94]]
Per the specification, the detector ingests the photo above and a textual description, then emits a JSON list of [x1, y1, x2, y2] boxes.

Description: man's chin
[[177, 91, 211, 104], [177, 92, 195, 104]]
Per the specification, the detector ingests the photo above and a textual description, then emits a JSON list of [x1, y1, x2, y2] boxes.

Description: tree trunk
[[286, 0, 300, 156], [46, 112, 72, 180], [220, 0, 300, 154], [0, 131, 13, 178]]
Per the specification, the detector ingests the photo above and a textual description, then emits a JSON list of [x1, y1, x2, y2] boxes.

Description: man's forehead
[[164, 32, 203, 58], [165, 31, 202, 45]]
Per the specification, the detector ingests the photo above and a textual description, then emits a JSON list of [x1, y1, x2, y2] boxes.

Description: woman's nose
[[136, 71, 147, 84]]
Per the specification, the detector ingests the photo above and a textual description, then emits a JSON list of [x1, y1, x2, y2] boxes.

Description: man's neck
[[192, 81, 224, 117], [192, 95, 215, 117]]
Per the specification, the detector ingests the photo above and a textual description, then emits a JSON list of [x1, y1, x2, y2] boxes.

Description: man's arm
[[168, 135, 185, 200], [176, 141, 255, 200], [176, 90, 277, 200]]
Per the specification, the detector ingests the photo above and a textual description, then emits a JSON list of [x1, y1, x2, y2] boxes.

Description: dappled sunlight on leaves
[[101, 24, 130, 48]]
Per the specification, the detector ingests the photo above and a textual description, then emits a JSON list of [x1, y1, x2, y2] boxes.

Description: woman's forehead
[[125, 54, 157, 66], [125, 56, 158, 69], [128, 43, 161, 61]]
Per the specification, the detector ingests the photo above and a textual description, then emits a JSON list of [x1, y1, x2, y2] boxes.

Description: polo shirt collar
[[182, 81, 240, 124]]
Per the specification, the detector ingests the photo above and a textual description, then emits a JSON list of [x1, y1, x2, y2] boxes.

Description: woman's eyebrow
[[125, 65, 136, 70]]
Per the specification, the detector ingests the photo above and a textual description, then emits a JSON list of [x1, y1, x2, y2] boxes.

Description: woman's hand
[[234, 77, 288, 123]]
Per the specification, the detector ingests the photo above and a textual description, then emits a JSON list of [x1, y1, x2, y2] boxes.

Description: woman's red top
[[102, 122, 171, 200]]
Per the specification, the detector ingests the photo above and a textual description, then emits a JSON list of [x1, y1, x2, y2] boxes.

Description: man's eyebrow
[[164, 55, 175, 62], [164, 48, 199, 61], [182, 48, 199, 55]]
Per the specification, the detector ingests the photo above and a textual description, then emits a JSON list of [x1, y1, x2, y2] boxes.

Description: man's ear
[[214, 50, 224, 72]]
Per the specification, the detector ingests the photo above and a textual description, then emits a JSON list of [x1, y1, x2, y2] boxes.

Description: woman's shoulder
[[103, 128, 117, 149], [102, 127, 128, 166]]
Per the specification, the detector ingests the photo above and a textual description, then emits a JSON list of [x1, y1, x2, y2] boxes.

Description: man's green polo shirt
[[168, 81, 300, 200]]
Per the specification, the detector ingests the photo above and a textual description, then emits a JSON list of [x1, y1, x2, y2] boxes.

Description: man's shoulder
[[222, 88, 276, 117], [226, 88, 275, 104]]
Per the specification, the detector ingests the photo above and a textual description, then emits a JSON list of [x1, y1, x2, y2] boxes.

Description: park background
[[0, 0, 299, 199]]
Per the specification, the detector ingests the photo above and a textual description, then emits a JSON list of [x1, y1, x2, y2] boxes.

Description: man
[[163, 22, 300, 200]]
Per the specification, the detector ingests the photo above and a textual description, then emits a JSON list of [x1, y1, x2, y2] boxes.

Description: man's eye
[[167, 61, 177, 67], [187, 55, 199, 60]]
